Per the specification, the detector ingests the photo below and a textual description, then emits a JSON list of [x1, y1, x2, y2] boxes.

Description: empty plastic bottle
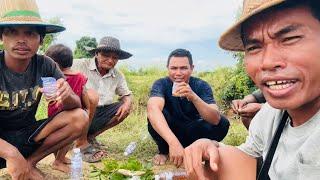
[[124, 141, 137, 156], [70, 148, 83, 180], [155, 171, 187, 180]]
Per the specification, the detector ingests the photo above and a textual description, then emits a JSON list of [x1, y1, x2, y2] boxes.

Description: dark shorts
[[0, 117, 53, 169], [88, 102, 122, 135]]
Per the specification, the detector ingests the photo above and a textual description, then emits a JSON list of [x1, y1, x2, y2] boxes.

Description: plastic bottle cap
[[73, 148, 80, 153]]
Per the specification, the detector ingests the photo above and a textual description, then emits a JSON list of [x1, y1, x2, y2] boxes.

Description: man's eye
[[282, 36, 301, 44], [245, 45, 260, 53], [4, 29, 17, 35], [25, 31, 38, 36]]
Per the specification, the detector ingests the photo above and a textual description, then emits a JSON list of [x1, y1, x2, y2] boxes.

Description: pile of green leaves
[[90, 157, 154, 180]]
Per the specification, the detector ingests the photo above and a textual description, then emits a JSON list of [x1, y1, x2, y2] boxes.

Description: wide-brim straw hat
[[219, 0, 285, 51], [0, 0, 65, 33], [86, 36, 132, 60]]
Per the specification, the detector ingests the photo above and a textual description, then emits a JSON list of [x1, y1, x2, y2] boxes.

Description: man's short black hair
[[45, 44, 73, 68], [167, 48, 193, 67], [241, 0, 320, 46]]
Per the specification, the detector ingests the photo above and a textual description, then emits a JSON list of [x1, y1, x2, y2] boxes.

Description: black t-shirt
[[0, 51, 64, 130], [150, 76, 215, 122]]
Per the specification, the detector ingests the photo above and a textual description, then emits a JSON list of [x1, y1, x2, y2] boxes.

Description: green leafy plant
[[90, 157, 154, 180]]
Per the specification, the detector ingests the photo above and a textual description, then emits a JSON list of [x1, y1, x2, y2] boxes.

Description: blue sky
[[38, 0, 242, 72]]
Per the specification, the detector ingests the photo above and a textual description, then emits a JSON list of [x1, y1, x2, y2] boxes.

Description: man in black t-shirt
[[0, 0, 89, 179], [147, 49, 229, 167]]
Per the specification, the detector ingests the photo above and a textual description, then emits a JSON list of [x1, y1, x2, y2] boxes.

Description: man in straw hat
[[71, 36, 133, 162], [184, 0, 320, 179], [0, 0, 89, 179]]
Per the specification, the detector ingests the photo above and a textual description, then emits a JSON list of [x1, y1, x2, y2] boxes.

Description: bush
[[199, 53, 256, 111]]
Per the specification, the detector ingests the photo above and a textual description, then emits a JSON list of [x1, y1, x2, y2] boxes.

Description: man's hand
[[175, 82, 197, 101], [184, 139, 220, 180], [55, 78, 73, 105], [231, 99, 248, 114], [168, 140, 185, 167], [115, 103, 130, 121], [6, 150, 30, 180], [238, 103, 262, 119]]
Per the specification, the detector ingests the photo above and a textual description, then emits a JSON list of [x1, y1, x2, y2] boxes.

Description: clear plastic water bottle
[[70, 148, 83, 180], [155, 171, 187, 180], [124, 141, 137, 156]]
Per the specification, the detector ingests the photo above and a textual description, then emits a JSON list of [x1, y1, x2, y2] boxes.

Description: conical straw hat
[[219, 0, 285, 51], [0, 0, 65, 33]]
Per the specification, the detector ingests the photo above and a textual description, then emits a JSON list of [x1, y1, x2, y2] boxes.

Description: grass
[[98, 111, 247, 163]]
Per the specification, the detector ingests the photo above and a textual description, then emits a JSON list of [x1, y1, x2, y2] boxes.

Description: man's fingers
[[184, 148, 192, 174], [115, 107, 122, 116], [231, 100, 240, 111], [177, 156, 183, 167], [208, 148, 219, 172]]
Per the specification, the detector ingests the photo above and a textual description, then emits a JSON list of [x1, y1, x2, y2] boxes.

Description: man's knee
[[210, 116, 230, 141], [68, 108, 89, 134], [87, 89, 99, 107]]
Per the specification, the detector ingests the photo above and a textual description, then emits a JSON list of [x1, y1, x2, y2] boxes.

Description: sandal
[[80, 144, 107, 163]]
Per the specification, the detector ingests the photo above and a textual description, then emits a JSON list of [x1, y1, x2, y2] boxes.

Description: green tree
[[38, 17, 63, 54], [74, 36, 97, 59]]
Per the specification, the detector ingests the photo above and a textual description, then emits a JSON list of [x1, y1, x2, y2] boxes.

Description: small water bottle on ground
[[155, 171, 187, 180], [70, 148, 83, 180], [124, 141, 137, 156]]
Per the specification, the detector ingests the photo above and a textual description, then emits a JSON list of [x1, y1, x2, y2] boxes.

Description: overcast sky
[[38, 0, 242, 72]]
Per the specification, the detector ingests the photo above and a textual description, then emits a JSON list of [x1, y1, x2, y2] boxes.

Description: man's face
[[243, 6, 320, 110], [167, 56, 194, 83], [96, 51, 119, 71], [1, 26, 41, 61]]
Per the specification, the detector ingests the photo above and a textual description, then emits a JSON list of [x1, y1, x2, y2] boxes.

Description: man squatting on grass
[[0, 0, 88, 179], [184, 0, 320, 179], [147, 49, 230, 167], [71, 36, 133, 162]]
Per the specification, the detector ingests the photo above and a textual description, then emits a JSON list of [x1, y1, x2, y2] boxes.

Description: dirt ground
[[0, 153, 99, 180]]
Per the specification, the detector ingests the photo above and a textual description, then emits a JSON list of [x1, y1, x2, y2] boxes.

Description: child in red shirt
[[45, 44, 103, 173]]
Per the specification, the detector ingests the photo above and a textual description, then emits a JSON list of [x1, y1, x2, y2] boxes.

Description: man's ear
[[191, 64, 195, 70]]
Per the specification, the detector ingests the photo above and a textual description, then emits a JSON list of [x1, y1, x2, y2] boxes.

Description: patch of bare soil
[[0, 153, 103, 180]]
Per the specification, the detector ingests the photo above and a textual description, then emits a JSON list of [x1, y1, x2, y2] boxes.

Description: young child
[[45, 44, 103, 172]]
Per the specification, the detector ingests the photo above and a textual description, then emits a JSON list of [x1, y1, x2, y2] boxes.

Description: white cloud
[[38, 0, 242, 47], [37, 0, 243, 71]]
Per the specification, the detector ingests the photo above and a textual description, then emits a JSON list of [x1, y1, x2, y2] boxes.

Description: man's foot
[[30, 167, 45, 180], [153, 154, 168, 165], [52, 160, 71, 173], [81, 144, 107, 163]]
